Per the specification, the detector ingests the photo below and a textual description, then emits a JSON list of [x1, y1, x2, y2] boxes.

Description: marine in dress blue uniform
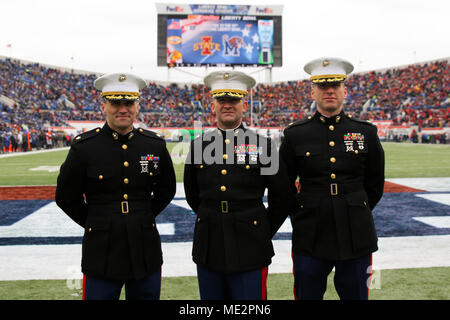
[[55, 73, 176, 300], [280, 58, 385, 300], [184, 71, 293, 300]]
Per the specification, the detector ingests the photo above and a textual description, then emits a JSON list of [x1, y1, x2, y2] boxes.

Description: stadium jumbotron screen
[[156, 3, 283, 67]]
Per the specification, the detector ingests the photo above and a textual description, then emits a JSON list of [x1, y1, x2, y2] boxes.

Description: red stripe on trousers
[[82, 274, 87, 300], [261, 267, 268, 300]]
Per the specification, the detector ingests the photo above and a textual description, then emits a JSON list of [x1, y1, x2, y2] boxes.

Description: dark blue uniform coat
[[184, 125, 295, 273], [56, 123, 176, 280], [280, 111, 385, 260]]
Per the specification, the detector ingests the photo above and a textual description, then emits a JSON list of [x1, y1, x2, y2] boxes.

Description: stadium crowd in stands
[[0, 57, 448, 151]]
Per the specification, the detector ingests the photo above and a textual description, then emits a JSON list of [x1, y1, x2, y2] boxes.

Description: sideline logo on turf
[[368, 267, 382, 290], [66, 265, 82, 291]]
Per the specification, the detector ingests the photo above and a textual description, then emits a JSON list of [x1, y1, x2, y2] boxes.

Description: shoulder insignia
[[242, 127, 258, 136], [137, 128, 165, 141], [201, 128, 219, 139], [346, 114, 376, 126], [285, 116, 314, 130], [72, 127, 101, 144]]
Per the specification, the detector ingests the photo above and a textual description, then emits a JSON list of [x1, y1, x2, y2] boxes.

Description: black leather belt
[[88, 201, 151, 215], [301, 183, 364, 196], [201, 199, 263, 214]]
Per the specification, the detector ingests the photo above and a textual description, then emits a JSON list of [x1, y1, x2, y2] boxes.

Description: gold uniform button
[[223, 154, 228, 160], [308, 116, 312, 119], [329, 141, 335, 147], [95, 128, 100, 133], [98, 175, 103, 180], [149, 172, 153, 177], [329, 125, 335, 131], [124, 178, 129, 184], [253, 220, 258, 226], [355, 150, 359, 154], [306, 152, 311, 157], [225, 139, 231, 144], [200, 165, 203, 169], [221, 169, 227, 175], [123, 194, 128, 200], [88, 228, 92, 232], [330, 157, 336, 163], [123, 161, 129, 167], [220, 186, 226, 192], [245, 165, 250, 170], [139, 128, 143, 132], [197, 218, 200, 222], [364, 201, 367, 206], [122, 144, 128, 150], [331, 173, 336, 179]]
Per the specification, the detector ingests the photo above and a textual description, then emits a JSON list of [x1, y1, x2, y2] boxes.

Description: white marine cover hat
[[304, 57, 354, 83], [204, 71, 256, 99], [94, 73, 147, 101]]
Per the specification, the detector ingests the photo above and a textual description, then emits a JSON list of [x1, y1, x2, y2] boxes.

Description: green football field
[[0, 142, 449, 186], [0, 142, 449, 300]]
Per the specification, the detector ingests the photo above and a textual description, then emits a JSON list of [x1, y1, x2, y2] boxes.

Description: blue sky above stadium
[[0, 0, 449, 83]]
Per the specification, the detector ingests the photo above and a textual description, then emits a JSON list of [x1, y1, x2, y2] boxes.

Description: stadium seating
[[0, 56, 448, 149]]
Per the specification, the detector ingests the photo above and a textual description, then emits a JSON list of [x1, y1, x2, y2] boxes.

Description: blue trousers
[[292, 253, 372, 300], [83, 269, 161, 300], [197, 265, 268, 300]]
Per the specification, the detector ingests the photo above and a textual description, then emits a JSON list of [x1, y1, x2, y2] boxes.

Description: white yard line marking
[[0, 201, 174, 237], [386, 178, 450, 192], [1, 236, 449, 280], [413, 217, 450, 229], [415, 193, 450, 206]]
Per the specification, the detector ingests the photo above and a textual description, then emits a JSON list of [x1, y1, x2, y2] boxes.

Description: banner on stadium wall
[[372, 120, 393, 140], [52, 122, 401, 141], [48, 121, 449, 144], [151, 127, 283, 141], [52, 121, 420, 142], [54, 122, 283, 142]]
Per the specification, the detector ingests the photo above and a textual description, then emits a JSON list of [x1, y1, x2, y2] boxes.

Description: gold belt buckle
[[221, 201, 229, 214], [330, 183, 338, 195], [121, 201, 129, 214]]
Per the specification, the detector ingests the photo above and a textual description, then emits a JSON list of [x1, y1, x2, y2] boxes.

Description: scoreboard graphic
[[167, 16, 272, 66], [157, 4, 282, 67]]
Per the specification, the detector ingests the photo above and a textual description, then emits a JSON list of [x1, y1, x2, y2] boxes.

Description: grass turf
[[0, 142, 449, 186], [0, 267, 449, 300]]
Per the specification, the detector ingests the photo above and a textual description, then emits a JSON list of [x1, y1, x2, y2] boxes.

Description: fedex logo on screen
[[193, 36, 221, 55], [166, 6, 184, 12], [255, 7, 273, 14]]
